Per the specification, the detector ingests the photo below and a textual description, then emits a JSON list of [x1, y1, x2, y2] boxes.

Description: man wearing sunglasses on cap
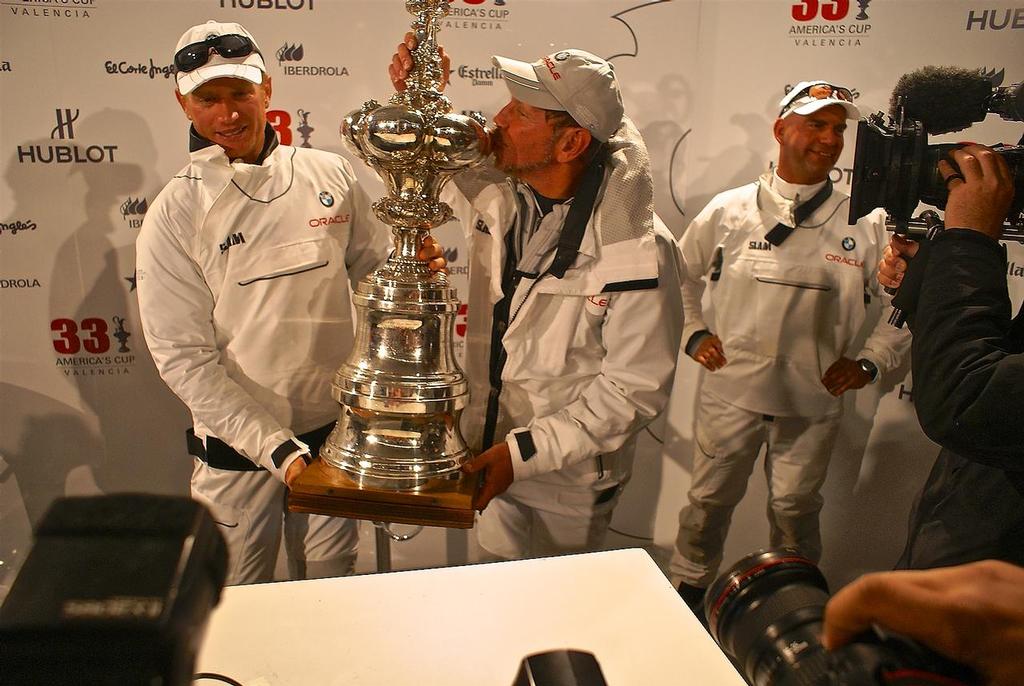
[[390, 37, 683, 560], [136, 21, 444, 585], [668, 81, 911, 619]]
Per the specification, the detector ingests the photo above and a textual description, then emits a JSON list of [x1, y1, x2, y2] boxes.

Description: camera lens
[[705, 550, 831, 685], [705, 550, 982, 686]]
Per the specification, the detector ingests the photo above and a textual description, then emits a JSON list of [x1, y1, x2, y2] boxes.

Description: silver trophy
[[319, 0, 488, 491]]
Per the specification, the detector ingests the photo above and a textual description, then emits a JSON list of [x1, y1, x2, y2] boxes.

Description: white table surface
[[196, 548, 746, 686]]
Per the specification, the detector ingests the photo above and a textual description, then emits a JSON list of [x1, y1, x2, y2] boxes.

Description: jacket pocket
[[506, 292, 604, 379], [233, 240, 331, 286], [718, 260, 838, 368]]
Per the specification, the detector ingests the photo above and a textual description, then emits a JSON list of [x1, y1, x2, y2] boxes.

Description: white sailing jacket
[[444, 170, 684, 488], [136, 140, 390, 478], [680, 172, 911, 417]]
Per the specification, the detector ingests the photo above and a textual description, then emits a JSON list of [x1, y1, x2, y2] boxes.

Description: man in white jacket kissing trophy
[[391, 37, 684, 560]]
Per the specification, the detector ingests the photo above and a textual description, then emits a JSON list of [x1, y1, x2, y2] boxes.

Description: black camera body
[[848, 67, 1023, 238], [0, 494, 228, 686], [849, 112, 1023, 237], [705, 551, 980, 686]]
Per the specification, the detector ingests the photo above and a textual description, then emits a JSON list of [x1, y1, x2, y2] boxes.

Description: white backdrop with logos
[[1, 0, 1022, 594]]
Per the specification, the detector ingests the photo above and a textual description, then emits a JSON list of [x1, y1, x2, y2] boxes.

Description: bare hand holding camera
[[824, 560, 1024, 686], [940, 144, 1015, 239]]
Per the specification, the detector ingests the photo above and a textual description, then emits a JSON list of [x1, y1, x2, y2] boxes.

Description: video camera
[[0, 494, 227, 685], [849, 66, 1024, 239], [706, 550, 980, 686]]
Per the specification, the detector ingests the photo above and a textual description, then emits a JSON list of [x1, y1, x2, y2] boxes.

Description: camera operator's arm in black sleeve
[[906, 144, 1022, 467], [909, 230, 1024, 463]]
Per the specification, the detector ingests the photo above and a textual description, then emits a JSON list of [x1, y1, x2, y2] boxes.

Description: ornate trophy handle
[[339, 0, 486, 269], [392, 0, 451, 115]]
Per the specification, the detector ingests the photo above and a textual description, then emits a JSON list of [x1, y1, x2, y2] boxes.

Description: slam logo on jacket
[[220, 232, 246, 253]]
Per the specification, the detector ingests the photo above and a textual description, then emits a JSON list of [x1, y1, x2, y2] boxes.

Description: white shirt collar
[[771, 170, 827, 203]]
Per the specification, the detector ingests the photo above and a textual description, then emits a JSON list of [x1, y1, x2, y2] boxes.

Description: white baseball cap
[[779, 80, 860, 120], [492, 49, 624, 142], [174, 21, 267, 96]]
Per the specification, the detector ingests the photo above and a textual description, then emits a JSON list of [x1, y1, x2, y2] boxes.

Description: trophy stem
[[395, 229, 426, 262]]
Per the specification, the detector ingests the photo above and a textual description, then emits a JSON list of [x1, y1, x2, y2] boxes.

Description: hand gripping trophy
[[289, 0, 488, 527]]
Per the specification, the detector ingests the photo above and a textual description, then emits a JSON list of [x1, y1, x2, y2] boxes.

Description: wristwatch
[[857, 358, 878, 382]]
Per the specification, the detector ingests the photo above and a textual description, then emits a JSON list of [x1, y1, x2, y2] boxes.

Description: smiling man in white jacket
[[669, 82, 911, 616], [136, 21, 442, 585], [391, 39, 683, 559]]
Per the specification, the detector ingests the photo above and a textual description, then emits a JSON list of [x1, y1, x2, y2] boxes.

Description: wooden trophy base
[[287, 458, 479, 529]]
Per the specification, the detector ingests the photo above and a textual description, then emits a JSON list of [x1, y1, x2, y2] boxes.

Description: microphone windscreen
[[889, 66, 993, 135]]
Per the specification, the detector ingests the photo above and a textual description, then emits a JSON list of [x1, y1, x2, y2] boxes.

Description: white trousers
[[190, 460, 358, 585], [669, 391, 841, 588], [476, 474, 624, 560]]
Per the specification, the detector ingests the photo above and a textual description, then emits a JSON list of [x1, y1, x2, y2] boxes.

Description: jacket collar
[[756, 171, 801, 227], [769, 170, 827, 201], [507, 178, 600, 261]]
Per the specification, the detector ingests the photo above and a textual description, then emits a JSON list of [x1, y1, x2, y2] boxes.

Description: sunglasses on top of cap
[[782, 82, 854, 112], [174, 34, 259, 74]]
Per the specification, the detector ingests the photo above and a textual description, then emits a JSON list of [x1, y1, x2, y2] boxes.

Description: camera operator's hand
[[691, 334, 727, 371], [823, 560, 1024, 686], [389, 32, 450, 92], [877, 235, 919, 289], [821, 357, 871, 396], [940, 144, 1015, 241]]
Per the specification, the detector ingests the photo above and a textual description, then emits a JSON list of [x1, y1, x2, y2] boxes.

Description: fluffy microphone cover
[[889, 66, 993, 135]]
